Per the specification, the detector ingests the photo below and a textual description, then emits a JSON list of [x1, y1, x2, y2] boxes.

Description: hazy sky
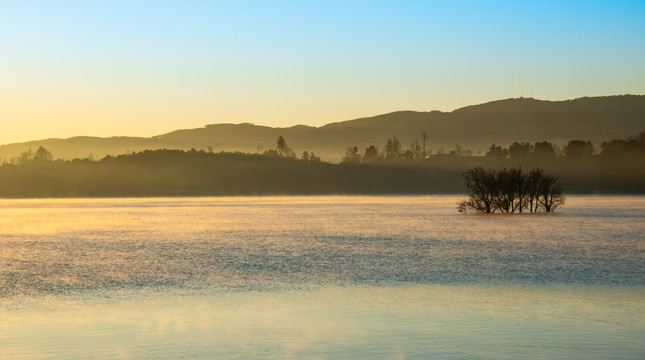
[[2, 0, 644, 145]]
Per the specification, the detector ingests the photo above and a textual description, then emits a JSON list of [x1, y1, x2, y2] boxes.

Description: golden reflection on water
[[1, 196, 643, 297], [0, 196, 644, 358]]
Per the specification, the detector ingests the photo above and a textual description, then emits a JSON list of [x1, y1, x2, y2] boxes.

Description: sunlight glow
[[1, 1, 644, 144]]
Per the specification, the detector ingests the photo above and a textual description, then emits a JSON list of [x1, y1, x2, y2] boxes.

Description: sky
[[1, 0, 644, 145]]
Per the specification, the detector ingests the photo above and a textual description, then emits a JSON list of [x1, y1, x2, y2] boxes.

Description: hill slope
[[1, 95, 643, 162]]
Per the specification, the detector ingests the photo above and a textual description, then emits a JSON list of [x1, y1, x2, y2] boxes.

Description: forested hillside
[[1, 132, 643, 197], [1, 95, 643, 162]]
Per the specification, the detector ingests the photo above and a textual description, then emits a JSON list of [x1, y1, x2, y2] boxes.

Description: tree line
[[458, 167, 564, 214], [486, 132, 644, 161], [0, 148, 455, 197], [6, 132, 642, 166], [6, 137, 321, 166], [261, 136, 322, 163], [342, 132, 432, 164], [0, 133, 642, 197], [339, 131, 644, 165], [6, 146, 54, 165]]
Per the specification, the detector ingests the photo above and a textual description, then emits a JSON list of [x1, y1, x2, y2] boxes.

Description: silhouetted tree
[[409, 139, 422, 160], [10, 146, 53, 165], [400, 149, 415, 161], [33, 146, 53, 163], [263, 149, 279, 157], [363, 145, 380, 163], [486, 144, 508, 159], [565, 140, 594, 161], [526, 168, 543, 213], [601, 132, 645, 157], [514, 167, 529, 213], [385, 135, 401, 161], [422, 130, 429, 157], [538, 174, 565, 212], [494, 168, 515, 213], [300, 150, 321, 163], [459, 167, 564, 214], [307, 152, 321, 163], [533, 141, 556, 159], [276, 136, 296, 158], [12, 148, 34, 165], [508, 142, 532, 160], [341, 146, 361, 164], [458, 167, 497, 213]]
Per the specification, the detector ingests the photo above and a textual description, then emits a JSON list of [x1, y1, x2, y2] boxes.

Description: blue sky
[[1, 0, 644, 144]]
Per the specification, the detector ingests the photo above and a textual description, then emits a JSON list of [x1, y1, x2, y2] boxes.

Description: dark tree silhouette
[[12, 148, 34, 165], [422, 129, 429, 157], [458, 167, 497, 213], [508, 142, 532, 161], [11, 146, 53, 165], [526, 168, 544, 213], [601, 132, 645, 157], [363, 145, 380, 163], [306, 152, 321, 163], [565, 140, 594, 161], [34, 146, 53, 163], [459, 167, 564, 214], [384, 135, 401, 160], [400, 149, 415, 161], [513, 167, 528, 213], [276, 136, 295, 158], [538, 174, 565, 212], [409, 139, 422, 160], [341, 146, 361, 164], [533, 141, 556, 159], [494, 168, 514, 213], [486, 144, 508, 159]]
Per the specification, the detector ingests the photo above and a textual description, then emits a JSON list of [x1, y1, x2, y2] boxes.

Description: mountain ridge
[[2, 95, 644, 162]]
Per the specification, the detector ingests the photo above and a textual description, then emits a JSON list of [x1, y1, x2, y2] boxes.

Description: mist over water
[[1, 196, 643, 296], [1, 196, 644, 359]]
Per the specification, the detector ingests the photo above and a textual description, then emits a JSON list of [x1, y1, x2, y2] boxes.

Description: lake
[[1, 196, 643, 359]]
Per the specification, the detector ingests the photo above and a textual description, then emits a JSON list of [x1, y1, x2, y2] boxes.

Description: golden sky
[[2, 1, 644, 145]]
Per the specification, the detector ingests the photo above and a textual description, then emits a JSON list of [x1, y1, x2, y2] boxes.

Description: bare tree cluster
[[458, 167, 564, 214]]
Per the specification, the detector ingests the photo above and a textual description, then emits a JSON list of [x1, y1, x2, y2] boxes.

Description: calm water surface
[[0, 196, 643, 359]]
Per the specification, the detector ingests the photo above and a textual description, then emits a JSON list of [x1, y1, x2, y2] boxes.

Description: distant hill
[[2, 95, 644, 162]]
